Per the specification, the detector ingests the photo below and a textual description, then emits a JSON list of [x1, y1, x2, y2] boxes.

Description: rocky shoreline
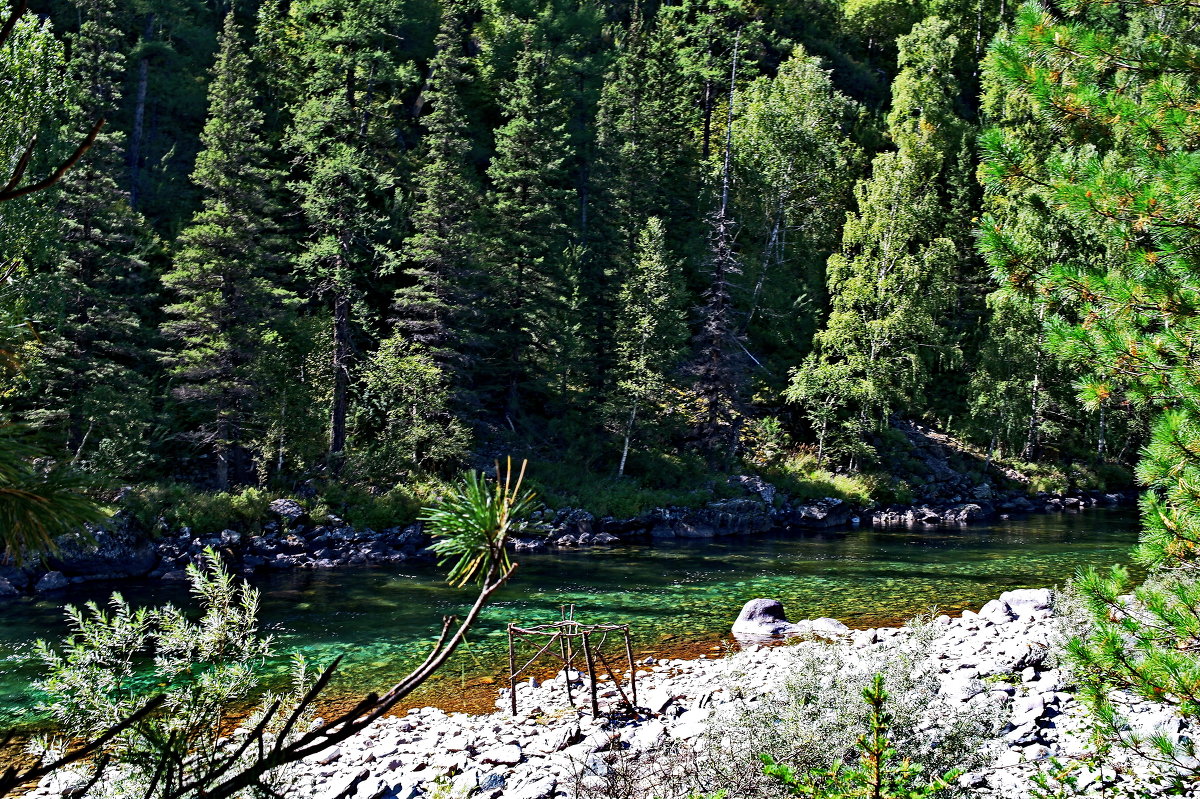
[[29, 588, 1189, 799], [236, 590, 1200, 799], [0, 485, 1137, 598]]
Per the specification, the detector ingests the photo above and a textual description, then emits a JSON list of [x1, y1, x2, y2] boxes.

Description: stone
[[731, 598, 802, 637], [47, 528, 158, 579], [269, 498, 308, 523], [0, 577, 20, 597], [35, 571, 68, 593], [978, 598, 1014, 624], [479, 744, 522, 765], [999, 588, 1054, 618], [507, 776, 556, 799]]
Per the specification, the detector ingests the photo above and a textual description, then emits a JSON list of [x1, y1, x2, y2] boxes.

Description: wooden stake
[[508, 623, 517, 715], [582, 632, 600, 717]]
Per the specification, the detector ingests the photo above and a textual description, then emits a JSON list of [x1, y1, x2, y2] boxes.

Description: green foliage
[[762, 674, 961, 798], [420, 458, 541, 586], [0, 425, 107, 561], [349, 336, 471, 479], [161, 13, 294, 489], [32, 549, 315, 797], [124, 484, 277, 537]]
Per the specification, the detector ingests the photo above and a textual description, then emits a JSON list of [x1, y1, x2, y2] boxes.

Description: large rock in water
[[731, 598, 800, 637]]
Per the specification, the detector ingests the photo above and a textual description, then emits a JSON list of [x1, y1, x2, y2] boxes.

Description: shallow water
[[0, 509, 1139, 729]]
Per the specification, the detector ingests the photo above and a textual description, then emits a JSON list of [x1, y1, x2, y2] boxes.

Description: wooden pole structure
[[581, 631, 600, 717], [508, 622, 518, 714], [624, 631, 638, 707]]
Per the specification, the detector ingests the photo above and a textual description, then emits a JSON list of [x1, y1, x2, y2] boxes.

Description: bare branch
[[0, 118, 106, 203]]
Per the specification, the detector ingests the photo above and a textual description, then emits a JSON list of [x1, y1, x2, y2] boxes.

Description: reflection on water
[[0, 509, 1139, 727]]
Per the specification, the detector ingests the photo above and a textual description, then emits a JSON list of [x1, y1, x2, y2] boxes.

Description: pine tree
[[9, 0, 159, 477], [982, 1, 1200, 763], [611, 217, 687, 476], [394, 0, 482, 380], [160, 13, 293, 489]]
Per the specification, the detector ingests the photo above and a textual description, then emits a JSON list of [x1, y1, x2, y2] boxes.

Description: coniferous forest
[[0, 0, 1160, 527]]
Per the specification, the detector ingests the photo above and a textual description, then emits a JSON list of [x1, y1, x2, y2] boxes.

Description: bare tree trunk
[[1097, 401, 1107, 458], [1022, 371, 1041, 461], [128, 13, 154, 207], [618, 401, 638, 477], [330, 293, 351, 464]]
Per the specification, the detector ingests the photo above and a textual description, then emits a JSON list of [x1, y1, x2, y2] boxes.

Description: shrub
[[761, 673, 961, 798], [31, 549, 315, 798]]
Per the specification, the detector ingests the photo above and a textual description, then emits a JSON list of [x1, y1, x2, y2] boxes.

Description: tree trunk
[[618, 401, 638, 477], [330, 293, 351, 463], [128, 13, 154, 207], [1022, 371, 1041, 461]]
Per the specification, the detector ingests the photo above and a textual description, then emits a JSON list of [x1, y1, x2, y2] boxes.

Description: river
[[0, 508, 1139, 729]]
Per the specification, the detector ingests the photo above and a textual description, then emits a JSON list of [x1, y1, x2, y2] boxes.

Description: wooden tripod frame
[[506, 606, 637, 716]]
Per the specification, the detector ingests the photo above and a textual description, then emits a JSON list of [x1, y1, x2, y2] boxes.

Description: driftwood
[[507, 605, 637, 716], [0, 0, 106, 204]]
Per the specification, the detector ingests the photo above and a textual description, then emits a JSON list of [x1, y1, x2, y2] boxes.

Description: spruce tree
[[9, 0, 158, 477], [160, 13, 292, 489], [394, 0, 482, 380], [982, 0, 1200, 763], [611, 217, 687, 476]]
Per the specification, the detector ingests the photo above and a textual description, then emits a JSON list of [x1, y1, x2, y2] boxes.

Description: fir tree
[[483, 43, 576, 419], [690, 31, 746, 461], [594, 9, 700, 266], [160, 13, 292, 489], [287, 0, 418, 466]]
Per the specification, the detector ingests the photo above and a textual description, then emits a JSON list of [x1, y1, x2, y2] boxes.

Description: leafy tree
[[610, 217, 687, 476], [729, 48, 860, 368], [981, 0, 1200, 768], [788, 18, 966, 462], [161, 13, 294, 489]]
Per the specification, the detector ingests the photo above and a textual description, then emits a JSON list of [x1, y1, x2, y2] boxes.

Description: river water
[[0, 509, 1139, 729]]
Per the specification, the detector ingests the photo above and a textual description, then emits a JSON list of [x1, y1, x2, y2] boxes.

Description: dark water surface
[[0, 509, 1139, 728]]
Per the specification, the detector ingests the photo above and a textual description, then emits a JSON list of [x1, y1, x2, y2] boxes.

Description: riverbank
[[0, 484, 1138, 600], [26, 587, 1188, 799], [277, 590, 1197, 799]]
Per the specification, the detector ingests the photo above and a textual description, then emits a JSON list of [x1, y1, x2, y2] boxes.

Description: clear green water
[[0, 510, 1139, 729]]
